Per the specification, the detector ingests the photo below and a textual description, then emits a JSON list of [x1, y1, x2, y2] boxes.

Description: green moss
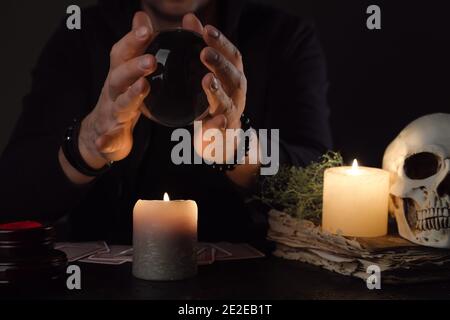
[[252, 152, 343, 223]]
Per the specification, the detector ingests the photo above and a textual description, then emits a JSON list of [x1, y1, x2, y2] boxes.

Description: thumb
[[133, 11, 154, 33], [182, 13, 204, 34]]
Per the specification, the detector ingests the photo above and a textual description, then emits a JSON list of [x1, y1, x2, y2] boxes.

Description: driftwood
[[267, 210, 450, 284]]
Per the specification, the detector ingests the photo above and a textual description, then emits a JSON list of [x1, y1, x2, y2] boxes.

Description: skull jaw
[[394, 198, 450, 248]]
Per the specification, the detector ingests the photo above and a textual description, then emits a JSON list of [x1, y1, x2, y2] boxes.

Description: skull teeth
[[416, 208, 450, 231]]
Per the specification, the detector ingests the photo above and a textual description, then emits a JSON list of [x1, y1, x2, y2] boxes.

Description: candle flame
[[349, 159, 359, 175], [163, 192, 170, 201]]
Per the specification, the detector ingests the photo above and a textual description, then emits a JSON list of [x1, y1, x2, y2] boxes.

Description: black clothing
[[0, 0, 331, 243]]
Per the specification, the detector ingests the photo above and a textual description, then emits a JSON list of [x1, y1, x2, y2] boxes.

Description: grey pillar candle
[[132, 193, 198, 281]]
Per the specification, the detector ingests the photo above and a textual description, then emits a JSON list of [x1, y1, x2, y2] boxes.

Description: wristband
[[211, 113, 254, 172], [61, 118, 112, 177]]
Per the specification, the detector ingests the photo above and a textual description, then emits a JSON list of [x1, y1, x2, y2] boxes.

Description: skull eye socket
[[404, 152, 440, 180]]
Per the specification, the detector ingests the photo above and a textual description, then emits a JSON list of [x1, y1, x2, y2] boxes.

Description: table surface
[[3, 256, 450, 300]]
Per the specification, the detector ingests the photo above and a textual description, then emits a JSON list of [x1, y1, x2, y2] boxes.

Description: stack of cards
[[79, 245, 133, 265], [55, 241, 265, 266], [55, 242, 132, 265], [197, 242, 265, 265], [55, 241, 109, 262]]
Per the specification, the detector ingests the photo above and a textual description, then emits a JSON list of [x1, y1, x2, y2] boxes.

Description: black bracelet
[[61, 118, 112, 177], [211, 113, 254, 172]]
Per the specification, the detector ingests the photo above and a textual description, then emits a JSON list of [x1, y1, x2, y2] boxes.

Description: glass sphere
[[144, 29, 209, 127]]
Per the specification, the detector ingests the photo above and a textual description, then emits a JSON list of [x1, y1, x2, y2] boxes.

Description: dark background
[[1, 0, 449, 167]]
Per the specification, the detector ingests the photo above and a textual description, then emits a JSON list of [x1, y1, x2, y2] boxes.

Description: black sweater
[[0, 0, 332, 243]]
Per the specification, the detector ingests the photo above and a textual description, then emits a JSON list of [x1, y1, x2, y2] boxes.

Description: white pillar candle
[[322, 160, 390, 237], [132, 193, 198, 280]]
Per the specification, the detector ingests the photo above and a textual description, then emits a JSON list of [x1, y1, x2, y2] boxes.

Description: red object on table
[[0, 221, 67, 285], [0, 221, 43, 230]]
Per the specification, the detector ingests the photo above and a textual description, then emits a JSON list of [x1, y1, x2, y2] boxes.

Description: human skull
[[383, 113, 450, 248]]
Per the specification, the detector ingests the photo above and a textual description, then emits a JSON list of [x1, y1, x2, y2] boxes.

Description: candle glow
[[350, 159, 359, 173], [132, 193, 198, 280], [322, 158, 390, 237]]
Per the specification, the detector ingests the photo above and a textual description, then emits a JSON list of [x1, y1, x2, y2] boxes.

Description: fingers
[[110, 12, 154, 69], [139, 103, 151, 119], [203, 25, 243, 72], [182, 13, 203, 34], [131, 107, 143, 130], [199, 24, 247, 130], [95, 77, 147, 155], [200, 47, 247, 106], [114, 77, 150, 122], [202, 73, 234, 118], [132, 11, 152, 30], [108, 54, 156, 99]]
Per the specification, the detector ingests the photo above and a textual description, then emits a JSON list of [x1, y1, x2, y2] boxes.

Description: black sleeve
[[0, 21, 95, 223], [266, 18, 332, 167]]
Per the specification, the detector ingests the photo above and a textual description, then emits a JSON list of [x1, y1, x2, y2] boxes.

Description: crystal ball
[[144, 29, 209, 127]]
